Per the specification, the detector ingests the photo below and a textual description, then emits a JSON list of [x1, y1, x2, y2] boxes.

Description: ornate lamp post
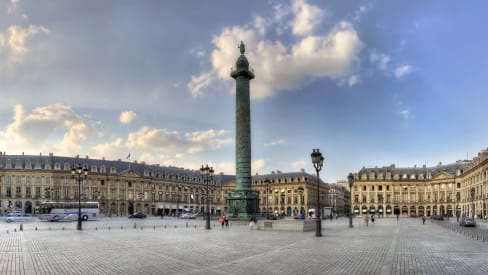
[[311, 148, 324, 237], [71, 164, 88, 231], [264, 179, 271, 219], [471, 187, 476, 218], [200, 164, 214, 230], [348, 173, 354, 228]]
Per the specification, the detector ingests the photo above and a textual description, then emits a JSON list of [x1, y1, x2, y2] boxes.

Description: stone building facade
[[351, 147, 488, 219], [0, 153, 330, 219]]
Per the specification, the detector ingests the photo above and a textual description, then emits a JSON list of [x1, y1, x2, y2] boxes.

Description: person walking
[[364, 213, 369, 227], [422, 215, 426, 224]]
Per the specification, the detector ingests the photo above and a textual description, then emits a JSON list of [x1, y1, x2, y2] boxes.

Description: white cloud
[[399, 109, 410, 120], [252, 159, 266, 174], [369, 49, 390, 70], [290, 0, 324, 36], [291, 160, 307, 169], [353, 2, 373, 22], [190, 47, 206, 58], [188, 0, 362, 100], [187, 72, 213, 97], [185, 129, 233, 153], [119, 111, 136, 124], [7, 0, 19, 14], [394, 65, 412, 79], [265, 138, 287, 146], [6, 24, 49, 62], [125, 126, 232, 156], [348, 75, 359, 86], [0, 104, 99, 156]]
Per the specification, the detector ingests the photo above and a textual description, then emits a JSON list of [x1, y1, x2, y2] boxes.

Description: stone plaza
[[1, 217, 488, 275]]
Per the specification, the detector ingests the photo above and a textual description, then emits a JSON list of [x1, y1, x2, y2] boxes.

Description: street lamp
[[200, 164, 214, 230], [311, 148, 324, 237], [71, 163, 88, 231], [348, 173, 354, 228], [471, 187, 475, 218], [264, 179, 271, 219]]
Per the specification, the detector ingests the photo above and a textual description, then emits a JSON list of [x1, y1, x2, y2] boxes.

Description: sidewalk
[[1, 217, 488, 274]]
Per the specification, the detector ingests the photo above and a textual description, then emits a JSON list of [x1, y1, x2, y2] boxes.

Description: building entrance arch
[[393, 206, 400, 215], [410, 206, 416, 217], [419, 206, 425, 216], [402, 206, 408, 215], [24, 201, 33, 214]]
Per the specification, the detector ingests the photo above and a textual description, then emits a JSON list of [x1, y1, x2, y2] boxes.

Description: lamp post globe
[[311, 149, 324, 237], [71, 164, 88, 231], [348, 173, 354, 228]]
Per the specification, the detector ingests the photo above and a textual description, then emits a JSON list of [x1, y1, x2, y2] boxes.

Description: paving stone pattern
[[0, 217, 487, 275]]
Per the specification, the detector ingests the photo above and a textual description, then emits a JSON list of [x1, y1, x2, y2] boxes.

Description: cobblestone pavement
[[1, 216, 488, 275]]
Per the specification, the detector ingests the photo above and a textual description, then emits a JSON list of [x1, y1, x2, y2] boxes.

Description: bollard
[[20, 224, 23, 231]]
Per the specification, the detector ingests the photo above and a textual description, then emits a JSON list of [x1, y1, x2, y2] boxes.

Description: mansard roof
[[358, 161, 470, 178]]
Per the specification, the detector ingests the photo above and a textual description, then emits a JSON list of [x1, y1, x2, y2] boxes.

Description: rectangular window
[[35, 187, 40, 198], [6, 186, 12, 197]]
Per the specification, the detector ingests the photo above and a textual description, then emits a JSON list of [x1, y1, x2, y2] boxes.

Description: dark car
[[460, 217, 476, 227], [129, 212, 147, 219]]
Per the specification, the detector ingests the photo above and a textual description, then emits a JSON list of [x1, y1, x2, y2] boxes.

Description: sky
[[1, 0, 487, 183]]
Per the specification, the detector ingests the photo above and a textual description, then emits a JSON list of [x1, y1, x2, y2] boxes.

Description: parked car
[[4, 213, 33, 223], [128, 212, 147, 219], [460, 217, 476, 227], [181, 213, 196, 219]]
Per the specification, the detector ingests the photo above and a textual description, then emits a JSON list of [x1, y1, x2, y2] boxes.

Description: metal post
[[201, 164, 213, 230], [348, 173, 354, 228], [72, 164, 87, 231], [311, 149, 324, 237], [265, 179, 270, 219]]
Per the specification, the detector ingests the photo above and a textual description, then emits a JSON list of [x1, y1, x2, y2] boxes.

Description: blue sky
[[0, 0, 487, 182]]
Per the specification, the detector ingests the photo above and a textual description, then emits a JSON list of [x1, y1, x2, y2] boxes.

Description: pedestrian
[[371, 214, 375, 223], [219, 216, 225, 227], [249, 216, 257, 230], [422, 215, 426, 224], [364, 213, 369, 227], [396, 214, 399, 221], [224, 215, 229, 227]]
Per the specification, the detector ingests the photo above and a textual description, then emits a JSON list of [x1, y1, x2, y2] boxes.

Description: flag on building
[[126, 152, 130, 160]]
